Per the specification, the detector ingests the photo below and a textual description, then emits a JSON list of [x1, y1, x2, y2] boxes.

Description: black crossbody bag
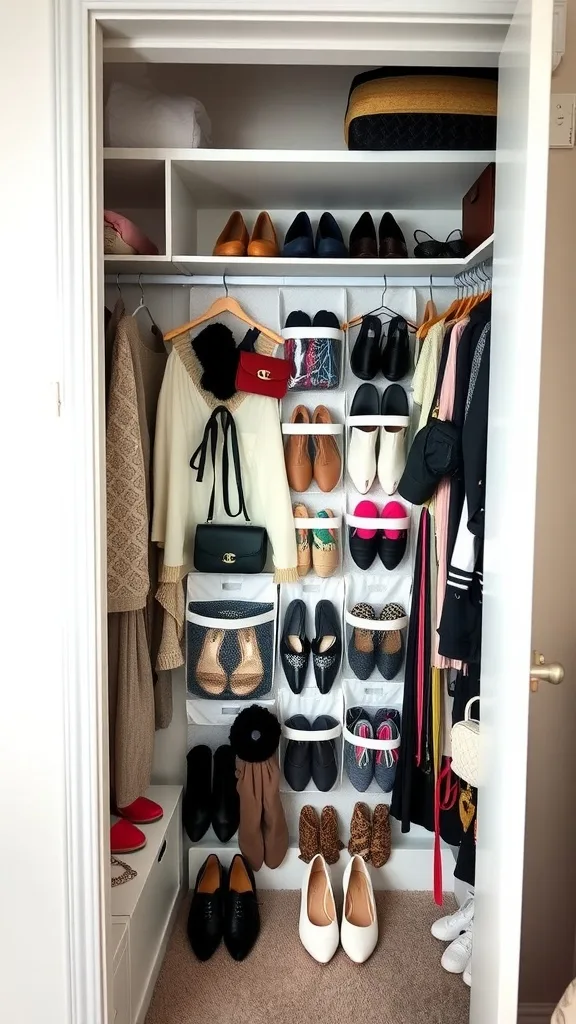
[[190, 405, 268, 573]]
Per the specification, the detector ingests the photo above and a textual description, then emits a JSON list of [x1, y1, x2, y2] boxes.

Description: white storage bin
[[105, 81, 211, 148]]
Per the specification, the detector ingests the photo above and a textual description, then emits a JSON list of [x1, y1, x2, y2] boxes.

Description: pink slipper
[[349, 499, 379, 570], [378, 500, 408, 570]]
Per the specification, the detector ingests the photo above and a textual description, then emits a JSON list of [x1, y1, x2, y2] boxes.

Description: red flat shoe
[[118, 796, 164, 825], [110, 819, 146, 855]]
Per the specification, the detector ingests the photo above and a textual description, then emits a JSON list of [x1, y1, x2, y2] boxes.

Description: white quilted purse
[[451, 696, 480, 788]]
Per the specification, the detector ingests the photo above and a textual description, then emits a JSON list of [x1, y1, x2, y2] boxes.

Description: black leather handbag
[[190, 405, 268, 574]]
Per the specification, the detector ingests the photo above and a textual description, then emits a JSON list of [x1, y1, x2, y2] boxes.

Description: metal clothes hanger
[[131, 274, 158, 329], [420, 275, 437, 327], [164, 273, 284, 346], [343, 276, 418, 332]]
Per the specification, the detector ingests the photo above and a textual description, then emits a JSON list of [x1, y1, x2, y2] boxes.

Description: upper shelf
[[103, 148, 495, 209]]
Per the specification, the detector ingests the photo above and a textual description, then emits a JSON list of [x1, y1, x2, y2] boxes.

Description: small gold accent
[[257, 369, 271, 380], [530, 650, 564, 691], [222, 552, 236, 564]]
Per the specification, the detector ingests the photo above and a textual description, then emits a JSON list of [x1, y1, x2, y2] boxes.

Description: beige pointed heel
[[230, 626, 264, 696], [196, 628, 227, 695]]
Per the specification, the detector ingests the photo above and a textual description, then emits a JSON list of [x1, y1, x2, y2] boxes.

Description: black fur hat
[[229, 705, 282, 763], [191, 322, 239, 401]]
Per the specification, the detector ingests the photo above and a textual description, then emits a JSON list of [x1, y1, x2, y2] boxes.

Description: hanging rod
[[104, 274, 458, 288]]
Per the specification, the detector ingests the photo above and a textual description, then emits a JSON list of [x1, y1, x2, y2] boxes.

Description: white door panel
[[472, 1, 553, 1022]]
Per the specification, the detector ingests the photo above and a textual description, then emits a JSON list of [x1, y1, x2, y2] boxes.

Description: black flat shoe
[[381, 316, 410, 381], [284, 714, 312, 791], [280, 599, 310, 695], [187, 854, 225, 961], [212, 745, 240, 843], [350, 314, 382, 381], [224, 854, 260, 961], [283, 212, 314, 258], [311, 715, 339, 791], [183, 745, 212, 842], [315, 212, 348, 258], [312, 600, 342, 694]]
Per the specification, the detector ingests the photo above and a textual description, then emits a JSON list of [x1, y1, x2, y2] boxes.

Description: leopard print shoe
[[299, 804, 320, 863], [348, 801, 372, 861], [370, 803, 392, 868], [320, 805, 344, 865]]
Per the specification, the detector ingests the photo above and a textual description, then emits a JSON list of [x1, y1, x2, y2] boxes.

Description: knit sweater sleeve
[[151, 350, 190, 573]]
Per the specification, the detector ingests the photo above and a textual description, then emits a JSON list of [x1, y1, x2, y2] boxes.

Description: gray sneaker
[[345, 707, 374, 792]]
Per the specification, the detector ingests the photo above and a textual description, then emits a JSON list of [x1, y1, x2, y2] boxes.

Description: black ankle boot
[[183, 744, 212, 842], [212, 745, 240, 843]]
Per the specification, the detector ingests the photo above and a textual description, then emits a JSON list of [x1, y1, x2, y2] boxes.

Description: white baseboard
[[517, 1003, 555, 1024], [188, 843, 454, 892], [135, 886, 185, 1024]]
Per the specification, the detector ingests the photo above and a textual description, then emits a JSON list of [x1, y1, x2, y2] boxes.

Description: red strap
[[415, 512, 428, 766]]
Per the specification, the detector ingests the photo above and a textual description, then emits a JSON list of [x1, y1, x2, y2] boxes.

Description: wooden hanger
[[164, 279, 284, 346]]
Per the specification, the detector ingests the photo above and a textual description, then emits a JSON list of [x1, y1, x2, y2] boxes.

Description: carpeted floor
[[145, 891, 470, 1024]]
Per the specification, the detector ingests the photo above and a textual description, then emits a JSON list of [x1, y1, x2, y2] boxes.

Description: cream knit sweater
[[152, 331, 298, 666]]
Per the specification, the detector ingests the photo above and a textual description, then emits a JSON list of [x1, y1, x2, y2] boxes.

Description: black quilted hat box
[[345, 67, 498, 151]]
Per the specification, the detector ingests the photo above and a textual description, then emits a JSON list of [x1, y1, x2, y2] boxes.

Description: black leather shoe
[[224, 854, 260, 961], [284, 714, 312, 791], [183, 745, 212, 842], [212, 745, 240, 843], [280, 599, 310, 694], [381, 316, 410, 381], [350, 212, 377, 259], [350, 314, 382, 381], [315, 212, 348, 258], [378, 212, 408, 259], [311, 715, 339, 791], [283, 212, 314, 258], [187, 854, 225, 961], [312, 600, 342, 694]]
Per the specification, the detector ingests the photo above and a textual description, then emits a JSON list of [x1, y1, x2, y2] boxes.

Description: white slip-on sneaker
[[347, 383, 380, 494], [441, 926, 473, 974], [431, 895, 475, 941], [299, 854, 339, 964], [463, 956, 472, 987], [377, 384, 410, 495], [340, 855, 378, 964]]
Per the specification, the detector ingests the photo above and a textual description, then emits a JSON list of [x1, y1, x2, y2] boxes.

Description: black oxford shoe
[[224, 854, 260, 961], [187, 855, 225, 961]]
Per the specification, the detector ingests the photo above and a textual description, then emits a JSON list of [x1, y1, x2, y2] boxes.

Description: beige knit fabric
[[108, 609, 155, 808]]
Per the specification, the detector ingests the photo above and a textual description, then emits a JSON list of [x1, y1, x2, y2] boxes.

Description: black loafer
[[381, 316, 410, 381], [280, 599, 310, 695], [224, 854, 260, 961], [312, 600, 342, 694], [187, 854, 225, 961], [183, 745, 212, 842], [311, 714, 339, 791], [284, 714, 312, 791], [350, 314, 382, 381], [315, 212, 348, 258], [212, 745, 240, 843], [283, 212, 314, 258]]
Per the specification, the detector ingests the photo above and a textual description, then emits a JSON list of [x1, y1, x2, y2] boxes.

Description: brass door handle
[[530, 651, 565, 691]]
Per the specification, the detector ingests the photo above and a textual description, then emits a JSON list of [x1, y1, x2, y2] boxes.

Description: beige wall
[[520, 2, 576, 1006]]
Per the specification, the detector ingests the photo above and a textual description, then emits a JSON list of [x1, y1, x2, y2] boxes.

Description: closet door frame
[[52, 3, 546, 1024]]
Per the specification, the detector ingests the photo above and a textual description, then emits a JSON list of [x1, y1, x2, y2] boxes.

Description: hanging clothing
[[106, 308, 169, 809], [412, 320, 445, 431]]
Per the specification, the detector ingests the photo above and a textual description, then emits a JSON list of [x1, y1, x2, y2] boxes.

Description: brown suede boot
[[348, 801, 372, 861], [235, 758, 265, 871], [261, 755, 289, 869], [370, 804, 392, 868], [320, 806, 344, 865]]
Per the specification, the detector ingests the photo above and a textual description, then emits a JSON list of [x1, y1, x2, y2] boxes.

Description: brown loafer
[[378, 211, 408, 259], [213, 211, 248, 257], [313, 406, 342, 492], [285, 406, 313, 491], [247, 211, 279, 258], [350, 212, 377, 259]]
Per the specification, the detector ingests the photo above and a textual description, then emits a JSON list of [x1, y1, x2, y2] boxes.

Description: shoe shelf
[[103, 147, 495, 279]]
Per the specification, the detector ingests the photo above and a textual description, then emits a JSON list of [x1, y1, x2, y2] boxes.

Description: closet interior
[[104, 53, 495, 1024]]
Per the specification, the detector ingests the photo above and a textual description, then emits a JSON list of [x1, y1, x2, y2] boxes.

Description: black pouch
[[191, 405, 268, 574]]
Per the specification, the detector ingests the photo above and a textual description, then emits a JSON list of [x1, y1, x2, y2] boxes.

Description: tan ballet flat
[[312, 406, 342, 492], [213, 211, 249, 257], [196, 628, 227, 695], [285, 406, 313, 492], [293, 502, 311, 577], [247, 211, 279, 257], [230, 626, 264, 696]]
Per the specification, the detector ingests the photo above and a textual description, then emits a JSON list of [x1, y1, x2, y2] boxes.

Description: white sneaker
[[376, 384, 410, 495], [431, 895, 474, 941], [441, 926, 473, 974], [299, 854, 339, 964], [340, 855, 378, 964], [463, 957, 472, 987], [347, 383, 380, 494]]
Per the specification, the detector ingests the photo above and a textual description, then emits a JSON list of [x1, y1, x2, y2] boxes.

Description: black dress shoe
[[284, 714, 312, 791], [315, 212, 348, 258], [381, 316, 410, 381], [224, 854, 260, 961], [350, 212, 377, 259], [283, 212, 314, 258], [280, 599, 310, 695], [212, 745, 240, 843], [183, 745, 212, 842], [187, 854, 225, 961], [311, 715, 339, 791], [312, 600, 342, 694], [350, 314, 382, 381], [378, 212, 408, 259]]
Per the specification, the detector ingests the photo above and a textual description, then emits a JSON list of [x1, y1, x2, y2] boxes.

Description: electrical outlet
[[550, 93, 576, 147]]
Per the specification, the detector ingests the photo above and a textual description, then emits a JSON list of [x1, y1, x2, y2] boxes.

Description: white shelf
[[105, 235, 493, 281], [104, 148, 495, 209]]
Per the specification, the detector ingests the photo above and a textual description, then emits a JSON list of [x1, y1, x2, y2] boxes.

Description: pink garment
[[104, 210, 158, 256], [432, 318, 468, 669]]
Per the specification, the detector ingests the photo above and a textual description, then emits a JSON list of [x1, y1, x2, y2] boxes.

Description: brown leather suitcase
[[462, 162, 496, 252]]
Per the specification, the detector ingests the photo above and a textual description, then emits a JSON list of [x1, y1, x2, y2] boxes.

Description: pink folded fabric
[[104, 210, 158, 256]]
